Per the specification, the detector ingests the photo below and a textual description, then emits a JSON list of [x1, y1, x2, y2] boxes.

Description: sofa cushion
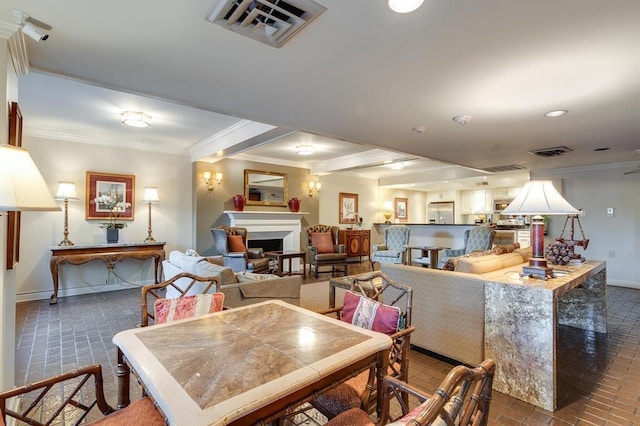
[[228, 234, 246, 252], [455, 252, 526, 274], [195, 260, 237, 284], [340, 291, 401, 335], [311, 232, 335, 254]]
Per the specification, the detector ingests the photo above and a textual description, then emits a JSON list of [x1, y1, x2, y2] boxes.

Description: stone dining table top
[[113, 300, 391, 425]]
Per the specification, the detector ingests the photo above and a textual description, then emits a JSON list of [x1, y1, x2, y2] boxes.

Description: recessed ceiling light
[[389, 162, 405, 170], [121, 111, 152, 128], [544, 110, 568, 118], [452, 115, 472, 125], [412, 125, 426, 134], [296, 144, 314, 155]]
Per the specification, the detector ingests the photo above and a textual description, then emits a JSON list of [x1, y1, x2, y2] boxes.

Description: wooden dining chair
[[310, 271, 414, 419], [140, 272, 221, 326], [0, 364, 165, 426], [326, 359, 496, 426]]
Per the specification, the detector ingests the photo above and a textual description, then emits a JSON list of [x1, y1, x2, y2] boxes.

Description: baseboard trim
[[16, 279, 155, 303]]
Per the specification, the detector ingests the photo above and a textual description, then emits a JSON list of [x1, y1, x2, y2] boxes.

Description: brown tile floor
[[14, 261, 640, 425]]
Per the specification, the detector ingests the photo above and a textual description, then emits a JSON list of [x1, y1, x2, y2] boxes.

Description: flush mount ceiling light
[[121, 111, 152, 128], [388, 162, 405, 170], [544, 110, 568, 118], [296, 144, 314, 155], [452, 115, 472, 125], [388, 0, 424, 13]]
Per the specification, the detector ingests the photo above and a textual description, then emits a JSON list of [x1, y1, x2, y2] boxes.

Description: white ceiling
[[3, 0, 640, 192]]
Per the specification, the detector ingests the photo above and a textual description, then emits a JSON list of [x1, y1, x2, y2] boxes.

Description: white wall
[[533, 163, 640, 288], [16, 137, 193, 301]]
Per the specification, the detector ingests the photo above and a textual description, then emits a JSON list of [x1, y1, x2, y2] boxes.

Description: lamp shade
[[54, 181, 78, 200], [501, 180, 579, 216], [142, 186, 160, 203], [383, 201, 393, 210], [0, 144, 59, 211]]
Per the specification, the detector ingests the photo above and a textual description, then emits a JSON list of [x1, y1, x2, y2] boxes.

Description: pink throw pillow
[[311, 232, 334, 254], [341, 291, 401, 335], [154, 293, 225, 324]]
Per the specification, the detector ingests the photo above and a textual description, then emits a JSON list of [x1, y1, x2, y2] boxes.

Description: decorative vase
[[106, 228, 119, 244], [288, 197, 300, 212], [232, 194, 246, 212]]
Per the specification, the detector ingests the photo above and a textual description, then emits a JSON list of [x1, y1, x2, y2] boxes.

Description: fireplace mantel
[[222, 211, 308, 256]]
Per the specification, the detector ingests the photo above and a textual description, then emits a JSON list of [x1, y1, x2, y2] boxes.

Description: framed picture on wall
[[395, 197, 408, 222], [6, 102, 23, 270], [86, 172, 135, 221], [339, 192, 358, 224]]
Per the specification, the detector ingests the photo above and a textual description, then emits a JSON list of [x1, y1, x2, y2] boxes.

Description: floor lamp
[[142, 186, 160, 242], [501, 180, 580, 278], [54, 181, 78, 246]]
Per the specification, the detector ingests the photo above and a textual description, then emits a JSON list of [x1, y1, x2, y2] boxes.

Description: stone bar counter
[[482, 260, 607, 412]]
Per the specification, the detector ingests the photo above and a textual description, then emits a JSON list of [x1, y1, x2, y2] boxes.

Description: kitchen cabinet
[[426, 191, 455, 203], [517, 230, 531, 248], [338, 229, 370, 262], [460, 191, 472, 214], [460, 189, 493, 214]]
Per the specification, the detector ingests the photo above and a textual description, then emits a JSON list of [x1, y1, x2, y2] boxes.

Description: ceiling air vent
[[529, 146, 573, 158], [480, 164, 526, 173], [205, 0, 326, 48]]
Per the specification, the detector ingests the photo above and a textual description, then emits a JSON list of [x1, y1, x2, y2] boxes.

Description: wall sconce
[[54, 181, 79, 246], [204, 171, 223, 191], [308, 180, 321, 197], [142, 186, 160, 242], [383, 201, 393, 223]]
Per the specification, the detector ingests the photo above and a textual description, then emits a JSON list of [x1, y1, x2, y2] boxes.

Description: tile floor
[[12, 262, 640, 425]]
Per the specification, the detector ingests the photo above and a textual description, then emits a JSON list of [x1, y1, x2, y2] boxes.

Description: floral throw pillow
[[154, 293, 225, 324], [340, 291, 401, 335]]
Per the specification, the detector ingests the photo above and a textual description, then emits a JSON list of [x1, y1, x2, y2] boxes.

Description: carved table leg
[[116, 348, 131, 409], [49, 257, 60, 305]]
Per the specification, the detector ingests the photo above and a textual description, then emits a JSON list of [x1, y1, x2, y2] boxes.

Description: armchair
[[310, 271, 414, 419], [326, 359, 496, 426], [437, 226, 496, 269], [307, 224, 348, 278], [0, 364, 164, 426], [370, 225, 410, 269], [211, 226, 270, 273]]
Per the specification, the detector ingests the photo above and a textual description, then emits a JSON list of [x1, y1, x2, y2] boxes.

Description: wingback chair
[[211, 226, 270, 273], [437, 226, 496, 269], [307, 224, 348, 278], [370, 225, 410, 269]]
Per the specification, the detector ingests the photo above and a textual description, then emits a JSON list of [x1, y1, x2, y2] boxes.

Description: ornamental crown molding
[[0, 20, 30, 76]]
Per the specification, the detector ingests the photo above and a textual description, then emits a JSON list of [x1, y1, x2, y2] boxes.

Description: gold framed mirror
[[244, 169, 288, 207]]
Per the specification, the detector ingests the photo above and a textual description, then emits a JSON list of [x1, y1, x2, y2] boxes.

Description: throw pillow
[[228, 235, 246, 252], [154, 293, 225, 324], [235, 272, 277, 282], [340, 291, 401, 335], [311, 232, 334, 254]]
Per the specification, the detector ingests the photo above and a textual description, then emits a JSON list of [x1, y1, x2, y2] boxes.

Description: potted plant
[[93, 194, 131, 243]]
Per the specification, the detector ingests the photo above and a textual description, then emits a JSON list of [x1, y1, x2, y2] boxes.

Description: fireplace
[[223, 211, 307, 270], [248, 239, 283, 252]]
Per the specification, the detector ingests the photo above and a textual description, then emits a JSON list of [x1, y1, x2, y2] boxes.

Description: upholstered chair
[[370, 225, 410, 269], [310, 271, 414, 419], [211, 226, 270, 273], [326, 359, 496, 426], [307, 224, 348, 278], [0, 364, 165, 425], [437, 226, 496, 269]]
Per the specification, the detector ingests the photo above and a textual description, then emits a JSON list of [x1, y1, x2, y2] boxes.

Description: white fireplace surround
[[224, 211, 308, 252]]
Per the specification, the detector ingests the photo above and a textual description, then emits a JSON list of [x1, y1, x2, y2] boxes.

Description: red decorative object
[[233, 194, 246, 212], [288, 197, 300, 212]]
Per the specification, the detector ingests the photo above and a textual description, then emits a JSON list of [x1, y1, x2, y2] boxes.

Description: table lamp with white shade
[[501, 180, 580, 278], [54, 181, 79, 246], [142, 186, 160, 242]]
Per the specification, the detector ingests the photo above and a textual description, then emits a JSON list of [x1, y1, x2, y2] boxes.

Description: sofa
[[381, 246, 531, 365], [162, 250, 301, 307]]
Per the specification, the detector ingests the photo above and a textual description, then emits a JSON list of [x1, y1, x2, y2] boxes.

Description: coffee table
[[405, 246, 448, 269], [265, 250, 306, 278]]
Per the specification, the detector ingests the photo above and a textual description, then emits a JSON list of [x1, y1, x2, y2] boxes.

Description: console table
[[49, 242, 166, 305]]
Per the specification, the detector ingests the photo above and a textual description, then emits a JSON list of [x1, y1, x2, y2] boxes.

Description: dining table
[[113, 300, 392, 425]]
